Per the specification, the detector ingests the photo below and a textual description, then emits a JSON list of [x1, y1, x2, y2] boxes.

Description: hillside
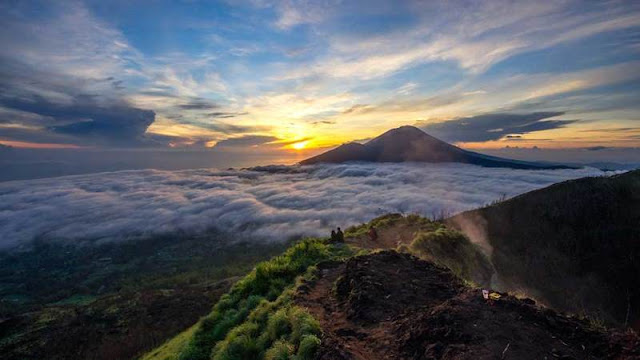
[[300, 126, 572, 169], [447, 169, 640, 330], [0, 235, 288, 360], [144, 214, 639, 360], [299, 251, 638, 359]]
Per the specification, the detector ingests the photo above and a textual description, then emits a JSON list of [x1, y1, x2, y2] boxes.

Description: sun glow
[[291, 141, 309, 150]]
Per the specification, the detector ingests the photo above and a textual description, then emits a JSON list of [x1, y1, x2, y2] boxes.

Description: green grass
[[344, 213, 404, 238], [210, 283, 321, 360], [141, 323, 200, 360], [173, 238, 353, 360], [52, 294, 97, 306], [344, 213, 435, 238]]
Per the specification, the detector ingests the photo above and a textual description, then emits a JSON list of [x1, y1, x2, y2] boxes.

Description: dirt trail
[[295, 251, 639, 360]]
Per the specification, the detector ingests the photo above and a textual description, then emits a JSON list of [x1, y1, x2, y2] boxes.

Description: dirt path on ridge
[[294, 251, 639, 360]]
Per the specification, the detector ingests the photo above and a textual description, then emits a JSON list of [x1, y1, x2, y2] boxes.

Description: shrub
[[214, 333, 261, 360], [263, 308, 292, 343], [289, 307, 321, 344], [264, 340, 293, 360], [212, 303, 321, 360], [296, 335, 321, 360]]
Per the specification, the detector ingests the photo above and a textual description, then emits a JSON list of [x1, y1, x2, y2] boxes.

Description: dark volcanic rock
[[296, 251, 640, 360]]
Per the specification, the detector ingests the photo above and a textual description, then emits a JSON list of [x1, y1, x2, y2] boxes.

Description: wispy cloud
[[276, 1, 640, 79], [419, 112, 573, 142]]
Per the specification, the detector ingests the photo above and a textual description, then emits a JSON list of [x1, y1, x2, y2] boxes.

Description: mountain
[[301, 125, 573, 169], [447, 169, 640, 330]]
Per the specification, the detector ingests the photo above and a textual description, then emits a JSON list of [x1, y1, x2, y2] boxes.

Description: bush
[[296, 335, 321, 360], [263, 308, 291, 343], [215, 333, 261, 360], [289, 307, 321, 344], [264, 340, 293, 360]]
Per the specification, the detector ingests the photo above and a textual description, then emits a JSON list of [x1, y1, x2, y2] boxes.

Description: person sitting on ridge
[[368, 226, 378, 242], [330, 229, 337, 242], [336, 227, 344, 242]]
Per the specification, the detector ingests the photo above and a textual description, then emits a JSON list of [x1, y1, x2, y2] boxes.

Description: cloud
[[0, 163, 604, 250], [585, 146, 609, 151], [208, 111, 249, 119], [271, 0, 339, 29], [420, 112, 575, 142], [213, 135, 279, 148], [278, 1, 640, 80], [179, 121, 267, 135], [177, 100, 221, 110], [0, 1, 161, 147], [0, 94, 156, 146]]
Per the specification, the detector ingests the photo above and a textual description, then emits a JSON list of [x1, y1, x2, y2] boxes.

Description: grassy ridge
[[173, 238, 354, 360], [210, 271, 321, 360], [145, 215, 493, 360]]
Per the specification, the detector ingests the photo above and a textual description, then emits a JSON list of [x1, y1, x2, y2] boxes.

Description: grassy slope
[[143, 215, 489, 360], [448, 170, 640, 328], [142, 324, 199, 360]]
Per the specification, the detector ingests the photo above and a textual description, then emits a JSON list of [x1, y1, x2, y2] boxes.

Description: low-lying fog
[[0, 163, 605, 250]]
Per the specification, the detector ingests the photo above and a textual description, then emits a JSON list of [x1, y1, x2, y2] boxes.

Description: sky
[[0, 0, 639, 163]]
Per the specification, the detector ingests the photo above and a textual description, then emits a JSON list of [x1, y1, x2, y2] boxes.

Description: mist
[[0, 163, 605, 250]]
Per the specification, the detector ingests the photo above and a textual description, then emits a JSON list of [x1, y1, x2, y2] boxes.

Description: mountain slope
[[301, 126, 572, 169], [297, 251, 638, 360], [447, 169, 640, 329], [143, 214, 639, 360]]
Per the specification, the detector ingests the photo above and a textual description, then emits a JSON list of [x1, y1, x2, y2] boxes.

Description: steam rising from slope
[[0, 163, 604, 250]]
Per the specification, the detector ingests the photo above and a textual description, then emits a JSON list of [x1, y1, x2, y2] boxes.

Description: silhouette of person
[[336, 227, 344, 242], [331, 229, 337, 242], [368, 226, 378, 242]]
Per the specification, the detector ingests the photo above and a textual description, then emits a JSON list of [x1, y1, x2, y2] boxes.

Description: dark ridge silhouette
[[447, 169, 640, 330], [300, 125, 574, 169]]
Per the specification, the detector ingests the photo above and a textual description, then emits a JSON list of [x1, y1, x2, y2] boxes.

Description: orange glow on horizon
[[0, 140, 84, 149]]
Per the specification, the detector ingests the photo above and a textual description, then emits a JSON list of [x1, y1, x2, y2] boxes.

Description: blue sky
[[0, 0, 639, 154]]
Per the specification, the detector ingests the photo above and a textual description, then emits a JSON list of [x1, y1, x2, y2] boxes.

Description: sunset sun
[[291, 141, 308, 150]]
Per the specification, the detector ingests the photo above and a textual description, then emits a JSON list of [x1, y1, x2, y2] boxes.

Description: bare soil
[[295, 251, 639, 360]]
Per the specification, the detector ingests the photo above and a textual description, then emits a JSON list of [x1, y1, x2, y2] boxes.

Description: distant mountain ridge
[[301, 126, 573, 169]]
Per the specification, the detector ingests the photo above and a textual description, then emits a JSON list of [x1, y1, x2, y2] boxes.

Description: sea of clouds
[[0, 163, 606, 250]]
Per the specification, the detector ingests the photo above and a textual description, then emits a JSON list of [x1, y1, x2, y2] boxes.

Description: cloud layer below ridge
[[0, 163, 604, 250]]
